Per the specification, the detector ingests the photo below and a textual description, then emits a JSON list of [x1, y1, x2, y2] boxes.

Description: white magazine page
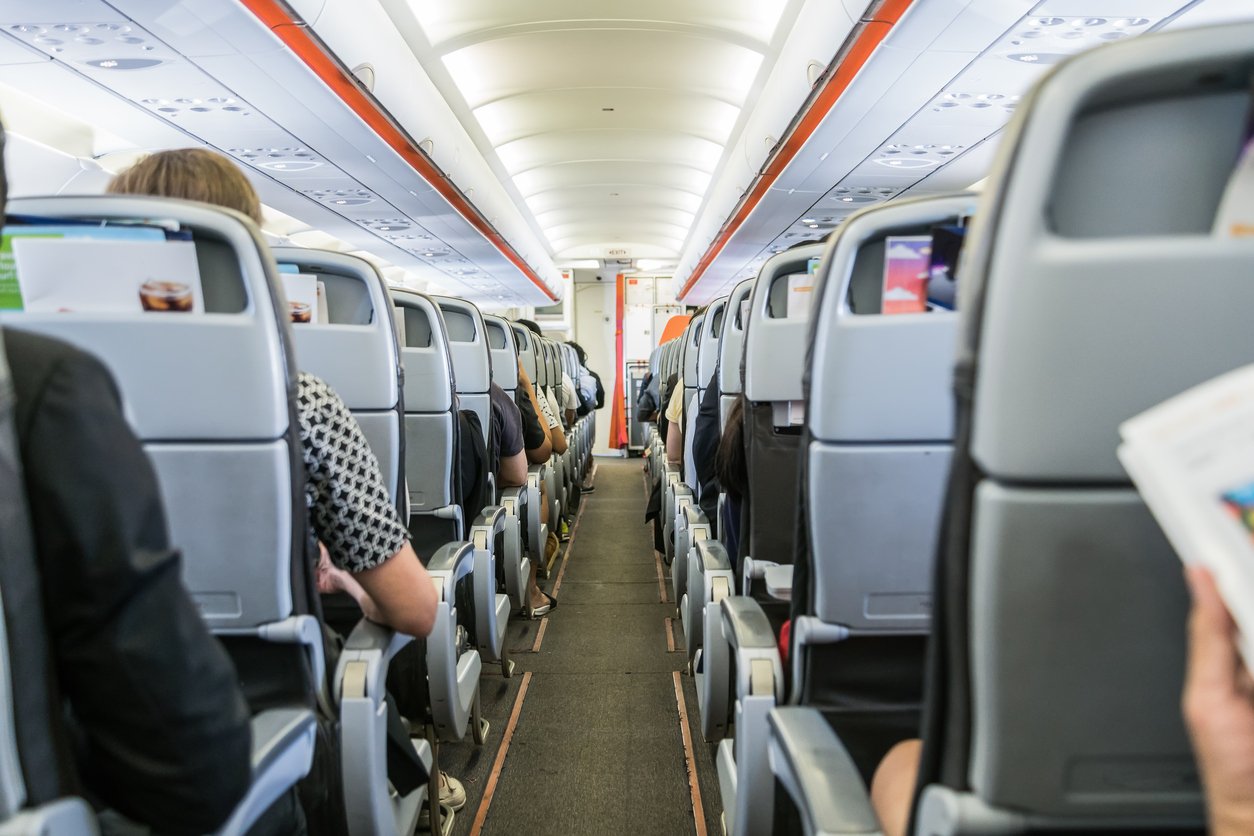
[[15, 238, 203, 314], [1119, 364, 1254, 666]]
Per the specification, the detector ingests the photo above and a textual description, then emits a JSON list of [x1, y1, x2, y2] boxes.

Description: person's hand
[[1183, 565, 1254, 836]]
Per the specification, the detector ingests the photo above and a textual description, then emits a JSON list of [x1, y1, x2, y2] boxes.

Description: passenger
[[515, 357, 561, 616], [1182, 565, 1254, 836], [6, 332, 253, 833], [490, 381, 529, 490], [691, 363, 722, 532], [714, 396, 748, 561], [107, 149, 438, 637], [107, 149, 462, 818], [567, 341, 601, 492]]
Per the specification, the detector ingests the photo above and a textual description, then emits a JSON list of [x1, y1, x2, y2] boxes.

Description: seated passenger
[[714, 396, 748, 562], [7, 329, 253, 835], [107, 149, 458, 817], [107, 149, 438, 638], [515, 359, 561, 617]]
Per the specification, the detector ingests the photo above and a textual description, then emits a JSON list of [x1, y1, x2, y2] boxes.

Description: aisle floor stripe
[[655, 549, 668, 603], [468, 671, 533, 836], [549, 498, 586, 599], [672, 670, 708, 836], [665, 617, 676, 653], [530, 617, 549, 653]]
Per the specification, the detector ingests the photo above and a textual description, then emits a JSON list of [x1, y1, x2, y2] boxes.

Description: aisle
[[443, 458, 721, 835]]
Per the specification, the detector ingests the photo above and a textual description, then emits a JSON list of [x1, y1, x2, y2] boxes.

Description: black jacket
[[6, 328, 251, 834]]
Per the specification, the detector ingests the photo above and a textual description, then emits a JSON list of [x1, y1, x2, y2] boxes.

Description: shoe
[[527, 591, 557, 619], [581, 483, 596, 494], [559, 521, 571, 543], [545, 531, 560, 565], [439, 771, 466, 812]]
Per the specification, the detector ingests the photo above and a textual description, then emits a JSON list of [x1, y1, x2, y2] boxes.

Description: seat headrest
[[483, 315, 520, 390], [273, 247, 400, 412], [433, 296, 490, 395], [393, 289, 455, 414], [0, 196, 291, 442], [965, 23, 1254, 481], [697, 296, 726, 391], [718, 278, 754, 396], [808, 194, 977, 443], [743, 244, 824, 404], [682, 313, 705, 385]]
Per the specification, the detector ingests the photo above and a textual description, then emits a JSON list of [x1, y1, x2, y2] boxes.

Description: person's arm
[[300, 374, 437, 638], [352, 543, 437, 638], [499, 449, 528, 488], [517, 361, 553, 463], [17, 338, 251, 834], [1183, 566, 1254, 836], [665, 377, 685, 465]]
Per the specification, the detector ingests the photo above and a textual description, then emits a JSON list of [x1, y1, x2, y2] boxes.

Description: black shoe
[[581, 484, 596, 494]]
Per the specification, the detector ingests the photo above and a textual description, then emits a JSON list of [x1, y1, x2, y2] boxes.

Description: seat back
[[274, 248, 405, 512], [483, 314, 519, 395], [740, 244, 824, 565], [696, 296, 726, 402], [393, 290, 461, 549], [0, 196, 306, 637], [718, 279, 754, 428], [804, 194, 976, 636], [913, 26, 1254, 830], [512, 322, 538, 384], [434, 296, 491, 447]]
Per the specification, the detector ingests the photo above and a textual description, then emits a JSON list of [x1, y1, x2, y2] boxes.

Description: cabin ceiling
[[388, 0, 795, 263], [0, 0, 1247, 308]]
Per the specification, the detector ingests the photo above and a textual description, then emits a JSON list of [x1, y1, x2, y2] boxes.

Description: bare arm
[[518, 361, 553, 463], [499, 449, 528, 488], [352, 542, 438, 638], [666, 420, 683, 466]]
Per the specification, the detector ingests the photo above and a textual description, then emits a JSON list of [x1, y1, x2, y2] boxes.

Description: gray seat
[[0, 327, 97, 835], [394, 291, 462, 548], [511, 323, 551, 570], [431, 297, 513, 674], [483, 314, 530, 611], [274, 248, 405, 513], [690, 244, 819, 835], [0, 196, 322, 836], [714, 194, 977, 836], [717, 279, 754, 431], [773, 24, 1253, 834], [433, 296, 492, 449]]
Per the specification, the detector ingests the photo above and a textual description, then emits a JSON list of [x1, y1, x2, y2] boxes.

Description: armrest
[[682, 504, 708, 528], [767, 707, 881, 836], [426, 541, 474, 600], [500, 486, 525, 514], [211, 708, 317, 836], [472, 505, 507, 543], [0, 799, 97, 836], [721, 597, 777, 650], [765, 565, 794, 601], [695, 539, 732, 573], [336, 619, 415, 701]]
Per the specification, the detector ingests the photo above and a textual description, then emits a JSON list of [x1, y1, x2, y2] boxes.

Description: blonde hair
[[107, 148, 263, 224]]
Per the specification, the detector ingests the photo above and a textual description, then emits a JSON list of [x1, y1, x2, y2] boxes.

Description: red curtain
[[608, 273, 628, 448]]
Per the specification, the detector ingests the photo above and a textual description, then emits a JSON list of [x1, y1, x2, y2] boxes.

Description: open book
[[1119, 364, 1254, 667]]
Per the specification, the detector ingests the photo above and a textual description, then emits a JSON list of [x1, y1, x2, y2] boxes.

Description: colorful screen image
[[1222, 481, 1254, 540], [881, 235, 931, 315]]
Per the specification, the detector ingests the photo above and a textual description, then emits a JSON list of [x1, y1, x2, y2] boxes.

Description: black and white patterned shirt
[[297, 372, 408, 573]]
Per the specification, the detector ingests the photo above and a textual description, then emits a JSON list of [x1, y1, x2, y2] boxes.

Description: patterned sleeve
[[536, 386, 560, 429], [297, 373, 409, 573]]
